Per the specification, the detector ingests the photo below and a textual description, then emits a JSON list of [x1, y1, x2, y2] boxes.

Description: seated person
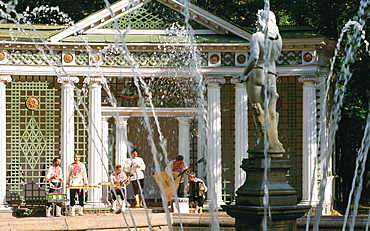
[[186, 172, 207, 213], [110, 165, 130, 211], [165, 155, 190, 197]]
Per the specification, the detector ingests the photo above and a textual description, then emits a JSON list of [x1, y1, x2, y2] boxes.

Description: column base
[[203, 200, 226, 211], [299, 199, 320, 206], [0, 205, 13, 217], [84, 201, 106, 209]]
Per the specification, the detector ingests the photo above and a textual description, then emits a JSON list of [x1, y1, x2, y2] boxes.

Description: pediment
[[50, 0, 251, 43]]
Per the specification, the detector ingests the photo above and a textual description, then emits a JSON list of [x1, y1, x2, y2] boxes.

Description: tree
[[14, 0, 116, 24]]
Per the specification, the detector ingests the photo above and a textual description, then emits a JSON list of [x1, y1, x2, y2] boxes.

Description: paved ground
[[0, 208, 236, 231], [0, 210, 168, 231], [1, 207, 370, 231]]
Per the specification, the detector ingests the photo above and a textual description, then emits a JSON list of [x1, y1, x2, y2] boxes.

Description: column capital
[[57, 76, 79, 84], [0, 75, 11, 83], [101, 115, 111, 121], [114, 116, 130, 125], [84, 77, 106, 86], [298, 76, 321, 84], [233, 82, 246, 89], [176, 116, 193, 124], [230, 77, 245, 85], [204, 77, 226, 85]]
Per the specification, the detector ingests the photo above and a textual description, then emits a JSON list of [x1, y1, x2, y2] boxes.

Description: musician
[[165, 155, 190, 197], [124, 149, 146, 208], [186, 172, 207, 213], [45, 157, 63, 217], [110, 165, 130, 211], [66, 153, 88, 216]]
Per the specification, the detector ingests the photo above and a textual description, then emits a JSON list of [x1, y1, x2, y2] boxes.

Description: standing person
[[239, 10, 285, 153], [45, 157, 64, 217], [66, 153, 88, 216], [165, 155, 189, 197], [124, 149, 145, 208], [110, 165, 130, 211], [186, 172, 207, 213]]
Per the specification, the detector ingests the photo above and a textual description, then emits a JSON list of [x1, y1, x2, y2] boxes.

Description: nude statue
[[239, 10, 285, 153]]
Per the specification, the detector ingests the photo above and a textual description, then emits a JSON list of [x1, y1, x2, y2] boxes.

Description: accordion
[[189, 181, 203, 197]]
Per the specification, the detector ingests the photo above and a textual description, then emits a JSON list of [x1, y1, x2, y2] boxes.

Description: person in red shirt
[[110, 165, 130, 211], [166, 155, 189, 197], [45, 157, 63, 217], [66, 153, 88, 216]]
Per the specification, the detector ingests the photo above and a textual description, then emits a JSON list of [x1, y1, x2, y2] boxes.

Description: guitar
[[113, 174, 133, 189], [177, 157, 205, 178]]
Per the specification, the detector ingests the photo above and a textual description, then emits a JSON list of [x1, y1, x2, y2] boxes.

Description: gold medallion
[[25, 96, 40, 110], [0, 51, 5, 61], [303, 52, 313, 63], [210, 54, 220, 64], [63, 53, 74, 63], [237, 54, 246, 64]]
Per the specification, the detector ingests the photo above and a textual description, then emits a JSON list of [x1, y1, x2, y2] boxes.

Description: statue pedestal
[[222, 204, 310, 231], [222, 151, 310, 230]]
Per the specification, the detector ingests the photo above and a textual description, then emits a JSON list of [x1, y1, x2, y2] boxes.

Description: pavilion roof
[[0, 0, 333, 49]]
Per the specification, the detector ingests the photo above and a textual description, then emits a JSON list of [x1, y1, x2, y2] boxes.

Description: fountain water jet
[[312, 1, 370, 230]]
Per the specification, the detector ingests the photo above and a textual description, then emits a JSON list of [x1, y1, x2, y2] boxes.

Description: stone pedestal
[[223, 151, 310, 230], [223, 204, 310, 230]]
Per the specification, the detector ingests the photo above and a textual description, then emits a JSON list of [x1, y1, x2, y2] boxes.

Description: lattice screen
[[6, 80, 60, 207], [221, 78, 236, 204]]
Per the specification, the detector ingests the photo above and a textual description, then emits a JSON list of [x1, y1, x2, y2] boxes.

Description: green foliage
[[192, 0, 264, 27], [193, 0, 363, 39], [13, 0, 116, 23]]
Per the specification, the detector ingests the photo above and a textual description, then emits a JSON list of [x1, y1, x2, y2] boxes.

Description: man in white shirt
[[66, 153, 88, 216], [45, 157, 63, 217]]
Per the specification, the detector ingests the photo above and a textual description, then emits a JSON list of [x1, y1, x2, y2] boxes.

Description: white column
[[205, 77, 225, 206], [58, 77, 79, 194], [85, 77, 104, 205], [0, 75, 12, 211], [231, 79, 249, 192], [101, 116, 110, 206], [115, 116, 130, 167], [197, 118, 206, 180], [299, 77, 320, 206], [176, 117, 193, 166], [101, 116, 110, 182]]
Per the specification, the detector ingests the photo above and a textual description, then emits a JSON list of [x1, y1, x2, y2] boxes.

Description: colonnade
[[0, 74, 326, 212]]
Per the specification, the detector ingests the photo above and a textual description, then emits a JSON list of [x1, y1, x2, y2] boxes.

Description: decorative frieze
[[0, 49, 307, 67]]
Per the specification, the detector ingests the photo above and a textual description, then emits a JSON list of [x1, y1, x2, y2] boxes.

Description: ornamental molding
[[114, 116, 131, 125], [0, 43, 332, 53], [83, 77, 107, 85], [230, 77, 245, 84], [0, 75, 12, 83], [57, 77, 80, 84], [25, 96, 40, 111], [298, 76, 321, 84], [204, 77, 226, 85], [176, 116, 194, 124]]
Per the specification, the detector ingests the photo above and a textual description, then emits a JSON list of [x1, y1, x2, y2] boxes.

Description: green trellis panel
[[6, 81, 59, 207], [221, 79, 236, 204]]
